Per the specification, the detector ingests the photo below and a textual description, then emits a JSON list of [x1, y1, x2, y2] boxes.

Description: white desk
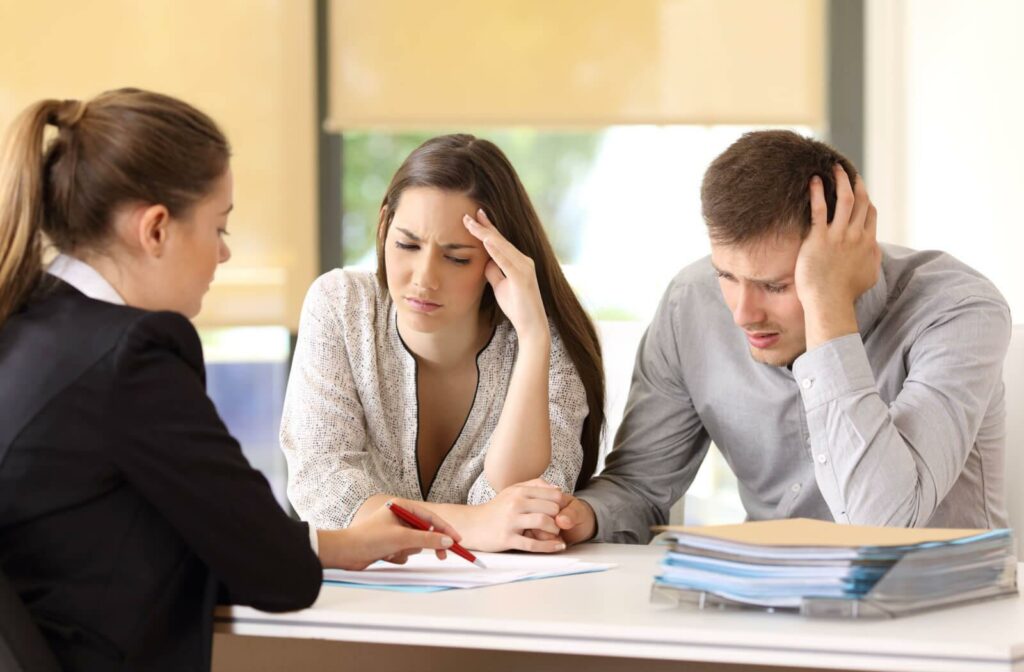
[[213, 544, 1024, 672]]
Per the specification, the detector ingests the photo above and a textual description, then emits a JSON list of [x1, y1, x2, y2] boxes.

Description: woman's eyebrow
[[395, 226, 421, 240], [395, 226, 478, 251]]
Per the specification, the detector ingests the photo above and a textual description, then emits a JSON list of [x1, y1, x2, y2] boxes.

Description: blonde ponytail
[[0, 100, 62, 326]]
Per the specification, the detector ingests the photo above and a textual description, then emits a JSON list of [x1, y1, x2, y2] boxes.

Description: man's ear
[[137, 204, 171, 259]]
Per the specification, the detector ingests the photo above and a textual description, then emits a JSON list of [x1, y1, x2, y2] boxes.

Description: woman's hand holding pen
[[317, 499, 460, 570], [463, 209, 549, 347]]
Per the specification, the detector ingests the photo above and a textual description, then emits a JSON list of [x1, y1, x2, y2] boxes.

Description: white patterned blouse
[[280, 270, 589, 529]]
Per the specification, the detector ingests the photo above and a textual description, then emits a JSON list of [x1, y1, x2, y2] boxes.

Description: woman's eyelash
[[395, 241, 470, 266]]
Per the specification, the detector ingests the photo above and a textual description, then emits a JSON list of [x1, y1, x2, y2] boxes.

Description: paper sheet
[[323, 551, 615, 591]]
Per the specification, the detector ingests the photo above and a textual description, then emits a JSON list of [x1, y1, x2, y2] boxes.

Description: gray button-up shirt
[[581, 245, 1011, 543]]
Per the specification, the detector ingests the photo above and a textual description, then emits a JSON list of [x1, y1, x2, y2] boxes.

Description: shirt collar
[[46, 253, 126, 306]]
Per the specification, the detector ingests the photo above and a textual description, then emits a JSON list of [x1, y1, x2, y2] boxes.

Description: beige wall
[[0, 0, 317, 329], [328, 0, 825, 129], [866, 0, 1024, 320]]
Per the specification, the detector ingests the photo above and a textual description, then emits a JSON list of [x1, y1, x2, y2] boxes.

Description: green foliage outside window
[[341, 130, 600, 267]]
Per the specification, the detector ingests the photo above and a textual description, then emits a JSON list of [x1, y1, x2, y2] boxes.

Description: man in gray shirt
[[552, 130, 1011, 544]]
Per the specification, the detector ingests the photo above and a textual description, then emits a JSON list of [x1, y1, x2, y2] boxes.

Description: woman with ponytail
[[0, 90, 458, 672], [282, 134, 605, 553]]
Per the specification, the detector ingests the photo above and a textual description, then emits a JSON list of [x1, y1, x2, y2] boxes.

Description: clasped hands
[[471, 478, 596, 552]]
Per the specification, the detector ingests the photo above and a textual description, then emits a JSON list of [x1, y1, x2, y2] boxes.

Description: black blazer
[[0, 279, 322, 671]]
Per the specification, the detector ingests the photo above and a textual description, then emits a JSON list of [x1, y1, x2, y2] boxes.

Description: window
[[200, 327, 293, 510]]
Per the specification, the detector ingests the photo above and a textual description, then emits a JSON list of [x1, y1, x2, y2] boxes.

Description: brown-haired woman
[[281, 134, 605, 552], [0, 89, 458, 672]]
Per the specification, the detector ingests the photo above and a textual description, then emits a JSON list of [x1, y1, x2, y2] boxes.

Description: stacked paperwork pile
[[652, 518, 1017, 618]]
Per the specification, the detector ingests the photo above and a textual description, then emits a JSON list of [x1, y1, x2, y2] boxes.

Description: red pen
[[386, 500, 487, 568]]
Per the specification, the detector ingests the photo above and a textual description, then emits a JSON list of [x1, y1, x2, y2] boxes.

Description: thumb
[[555, 499, 589, 530], [555, 509, 580, 530]]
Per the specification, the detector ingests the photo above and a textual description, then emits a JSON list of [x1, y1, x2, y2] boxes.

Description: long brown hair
[[376, 134, 605, 490], [0, 88, 230, 325]]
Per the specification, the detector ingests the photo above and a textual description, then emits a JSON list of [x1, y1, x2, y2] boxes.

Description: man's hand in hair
[[795, 163, 881, 351]]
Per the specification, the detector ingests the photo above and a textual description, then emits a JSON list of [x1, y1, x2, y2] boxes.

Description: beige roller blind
[[0, 0, 317, 330], [327, 0, 825, 129]]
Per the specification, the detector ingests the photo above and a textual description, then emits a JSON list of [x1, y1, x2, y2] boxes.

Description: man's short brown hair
[[701, 130, 858, 245]]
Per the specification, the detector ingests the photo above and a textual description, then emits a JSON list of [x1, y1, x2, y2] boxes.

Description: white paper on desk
[[323, 552, 614, 589]]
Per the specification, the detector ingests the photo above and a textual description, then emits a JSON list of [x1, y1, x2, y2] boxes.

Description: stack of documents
[[325, 552, 615, 593], [652, 519, 1017, 617]]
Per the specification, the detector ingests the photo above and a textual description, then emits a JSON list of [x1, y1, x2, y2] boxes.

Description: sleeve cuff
[[575, 493, 607, 542], [791, 333, 876, 410], [466, 472, 498, 505]]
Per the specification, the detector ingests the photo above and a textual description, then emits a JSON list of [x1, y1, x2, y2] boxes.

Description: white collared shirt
[[44, 253, 322, 556], [46, 253, 126, 305]]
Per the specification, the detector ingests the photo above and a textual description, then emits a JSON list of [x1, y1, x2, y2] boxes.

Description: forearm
[[579, 474, 672, 544], [484, 334, 552, 490], [795, 335, 938, 527], [806, 392, 922, 526], [352, 495, 480, 528], [316, 527, 360, 569], [802, 295, 859, 352], [351, 493, 395, 525], [352, 495, 496, 550]]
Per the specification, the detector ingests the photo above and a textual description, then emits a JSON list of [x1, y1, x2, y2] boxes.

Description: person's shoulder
[[27, 280, 194, 360], [884, 244, 1009, 312], [1, 284, 187, 393], [26, 284, 206, 381], [664, 255, 718, 297], [655, 255, 722, 322], [112, 309, 205, 376], [30, 277, 143, 325], [305, 269, 387, 318]]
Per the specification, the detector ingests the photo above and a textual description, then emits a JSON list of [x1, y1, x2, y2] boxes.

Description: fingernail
[[558, 543, 566, 551], [441, 536, 453, 547]]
